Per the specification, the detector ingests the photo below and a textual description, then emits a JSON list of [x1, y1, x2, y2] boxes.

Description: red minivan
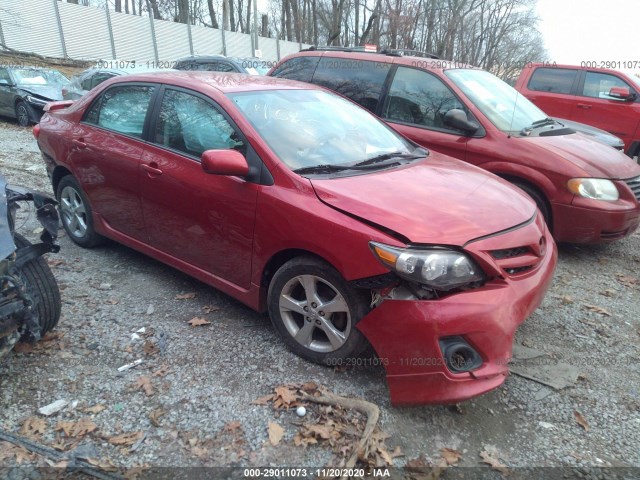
[[269, 50, 640, 244], [35, 72, 556, 405], [515, 63, 640, 157]]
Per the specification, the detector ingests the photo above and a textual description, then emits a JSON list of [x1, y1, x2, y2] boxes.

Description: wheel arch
[[496, 173, 553, 227], [51, 166, 73, 195]]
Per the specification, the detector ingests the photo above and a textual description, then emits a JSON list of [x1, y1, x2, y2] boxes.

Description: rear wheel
[[512, 181, 552, 229], [14, 234, 61, 336], [57, 176, 105, 248], [267, 257, 369, 365], [15, 101, 31, 127]]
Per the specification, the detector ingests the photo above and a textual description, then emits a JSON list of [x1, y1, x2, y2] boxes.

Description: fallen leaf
[[152, 364, 171, 377], [21, 417, 47, 439], [574, 411, 590, 431], [105, 298, 120, 305], [224, 421, 242, 432], [149, 407, 166, 427], [108, 431, 144, 446], [202, 305, 219, 313], [268, 422, 284, 446], [274, 385, 298, 405], [175, 292, 196, 300], [616, 273, 640, 288], [252, 394, 273, 405], [304, 423, 333, 440], [84, 405, 106, 414], [143, 340, 159, 356], [560, 295, 573, 305], [440, 447, 462, 465], [55, 418, 97, 437], [600, 289, 615, 297], [480, 449, 509, 475], [583, 304, 612, 316], [135, 376, 154, 396], [47, 258, 65, 267], [86, 458, 118, 472], [187, 317, 211, 327]]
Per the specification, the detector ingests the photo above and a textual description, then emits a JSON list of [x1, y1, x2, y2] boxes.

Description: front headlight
[[370, 242, 485, 291], [567, 178, 619, 201], [25, 95, 48, 106]]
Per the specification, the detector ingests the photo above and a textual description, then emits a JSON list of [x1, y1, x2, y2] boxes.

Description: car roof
[[114, 70, 320, 93], [176, 55, 261, 64], [527, 62, 636, 78], [289, 50, 476, 71]]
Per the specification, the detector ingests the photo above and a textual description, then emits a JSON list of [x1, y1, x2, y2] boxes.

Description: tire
[[512, 181, 552, 229], [15, 100, 31, 127], [13, 234, 61, 336], [56, 175, 105, 248], [267, 256, 369, 365]]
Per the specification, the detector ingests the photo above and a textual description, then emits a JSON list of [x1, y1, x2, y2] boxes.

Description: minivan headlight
[[369, 242, 485, 291], [26, 95, 47, 106], [567, 178, 619, 201]]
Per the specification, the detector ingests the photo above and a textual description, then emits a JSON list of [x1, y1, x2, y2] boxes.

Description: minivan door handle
[[577, 103, 592, 109], [141, 163, 163, 176], [72, 138, 87, 149]]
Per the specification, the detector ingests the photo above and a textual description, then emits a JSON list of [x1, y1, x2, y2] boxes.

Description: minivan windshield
[[445, 68, 548, 133], [229, 89, 419, 171]]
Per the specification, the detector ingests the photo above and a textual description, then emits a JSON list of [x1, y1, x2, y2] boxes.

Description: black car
[[174, 55, 270, 75], [0, 67, 69, 126]]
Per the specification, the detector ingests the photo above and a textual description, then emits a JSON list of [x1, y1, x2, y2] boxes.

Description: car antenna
[[508, 89, 520, 139]]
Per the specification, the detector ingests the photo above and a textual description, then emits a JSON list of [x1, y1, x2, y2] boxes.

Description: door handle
[[72, 138, 87, 149], [141, 163, 163, 176], [577, 103, 592, 109]]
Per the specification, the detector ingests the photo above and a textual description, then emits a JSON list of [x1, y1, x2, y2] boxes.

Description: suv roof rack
[[301, 46, 439, 59]]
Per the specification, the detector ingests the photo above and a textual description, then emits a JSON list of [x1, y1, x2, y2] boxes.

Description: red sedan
[[35, 72, 557, 405]]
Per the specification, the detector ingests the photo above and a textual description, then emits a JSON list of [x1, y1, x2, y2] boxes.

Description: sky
[[535, 0, 639, 76]]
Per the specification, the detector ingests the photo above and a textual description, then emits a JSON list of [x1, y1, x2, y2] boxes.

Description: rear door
[[69, 83, 155, 241], [521, 67, 580, 118], [0, 68, 13, 116], [380, 66, 472, 161], [572, 70, 640, 143], [139, 86, 259, 288]]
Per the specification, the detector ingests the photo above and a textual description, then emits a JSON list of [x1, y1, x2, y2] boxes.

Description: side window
[[270, 56, 321, 83], [312, 58, 391, 113], [91, 73, 116, 89], [0, 68, 12, 83], [582, 72, 635, 99], [384, 67, 466, 131], [527, 68, 577, 94], [197, 62, 235, 72], [84, 85, 155, 138], [153, 89, 244, 158], [80, 74, 93, 91]]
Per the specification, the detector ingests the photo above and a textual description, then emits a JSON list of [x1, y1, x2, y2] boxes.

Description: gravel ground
[[0, 119, 639, 477]]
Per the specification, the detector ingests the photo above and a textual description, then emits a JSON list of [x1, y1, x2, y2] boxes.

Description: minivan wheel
[[56, 176, 105, 248], [267, 257, 369, 365], [15, 101, 31, 127], [513, 181, 552, 229]]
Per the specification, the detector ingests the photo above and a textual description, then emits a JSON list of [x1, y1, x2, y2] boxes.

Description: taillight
[[33, 124, 40, 139]]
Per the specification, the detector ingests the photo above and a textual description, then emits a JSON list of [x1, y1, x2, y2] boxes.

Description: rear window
[[527, 67, 578, 94], [270, 56, 320, 83], [311, 58, 391, 113]]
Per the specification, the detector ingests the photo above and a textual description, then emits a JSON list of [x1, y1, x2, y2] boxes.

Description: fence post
[[186, 5, 194, 55], [0, 18, 5, 48], [221, 27, 227, 56], [145, 0, 159, 63], [52, 0, 68, 58], [104, 1, 117, 60]]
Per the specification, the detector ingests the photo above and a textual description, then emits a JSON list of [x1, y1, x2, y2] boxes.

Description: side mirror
[[0, 79, 12, 87], [443, 109, 479, 134], [608, 86, 635, 101], [201, 149, 249, 176]]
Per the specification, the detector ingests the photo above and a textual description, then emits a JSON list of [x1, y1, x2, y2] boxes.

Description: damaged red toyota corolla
[[34, 72, 557, 405]]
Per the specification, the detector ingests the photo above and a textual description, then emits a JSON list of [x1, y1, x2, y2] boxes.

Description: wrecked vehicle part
[[0, 176, 61, 359]]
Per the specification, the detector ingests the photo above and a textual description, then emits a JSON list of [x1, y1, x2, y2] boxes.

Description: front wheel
[[14, 234, 61, 336], [15, 101, 31, 127], [512, 181, 552, 229], [56, 176, 105, 248], [267, 257, 369, 365]]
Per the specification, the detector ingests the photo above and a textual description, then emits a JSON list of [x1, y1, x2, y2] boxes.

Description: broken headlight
[[369, 242, 485, 291]]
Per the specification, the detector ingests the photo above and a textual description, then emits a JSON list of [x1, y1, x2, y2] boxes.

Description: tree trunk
[[229, 0, 236, 31], [148, 0, 161, 19], [246, 0, 252, 35], [354, 0, 359, 45], [124, 0, 129, 14], [115, 0, 122, 13], [67, 0, 79, 4], [261, 14, 269, 37], [207, 0, 219, 28]]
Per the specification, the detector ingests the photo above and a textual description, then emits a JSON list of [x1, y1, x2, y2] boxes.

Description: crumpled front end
[[1, 177, 60, 358], [356, 213, 557, 405]]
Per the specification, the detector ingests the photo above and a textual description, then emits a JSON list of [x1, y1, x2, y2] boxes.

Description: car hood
[[310, 157, 536, 246], [523, 133, 640, 179], [552, 118, 625, 149], [17, 85, 63, 101]]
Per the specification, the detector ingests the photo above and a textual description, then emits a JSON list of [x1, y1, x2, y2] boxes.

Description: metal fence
[[0, 0, 310, 65]]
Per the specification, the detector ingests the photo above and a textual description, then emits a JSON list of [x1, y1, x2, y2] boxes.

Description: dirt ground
[[0, 117, 639, 479]]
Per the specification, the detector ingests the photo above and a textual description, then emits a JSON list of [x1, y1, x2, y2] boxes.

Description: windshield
[[229, 89, 416, 171], [445, 68, 547, 133], [12, 69, 69, 87]]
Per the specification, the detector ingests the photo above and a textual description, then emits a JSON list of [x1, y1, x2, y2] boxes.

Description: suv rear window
[[527, 67, 578, 94], [311, 58, 391, 113], [271, 56, 321, 83]]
